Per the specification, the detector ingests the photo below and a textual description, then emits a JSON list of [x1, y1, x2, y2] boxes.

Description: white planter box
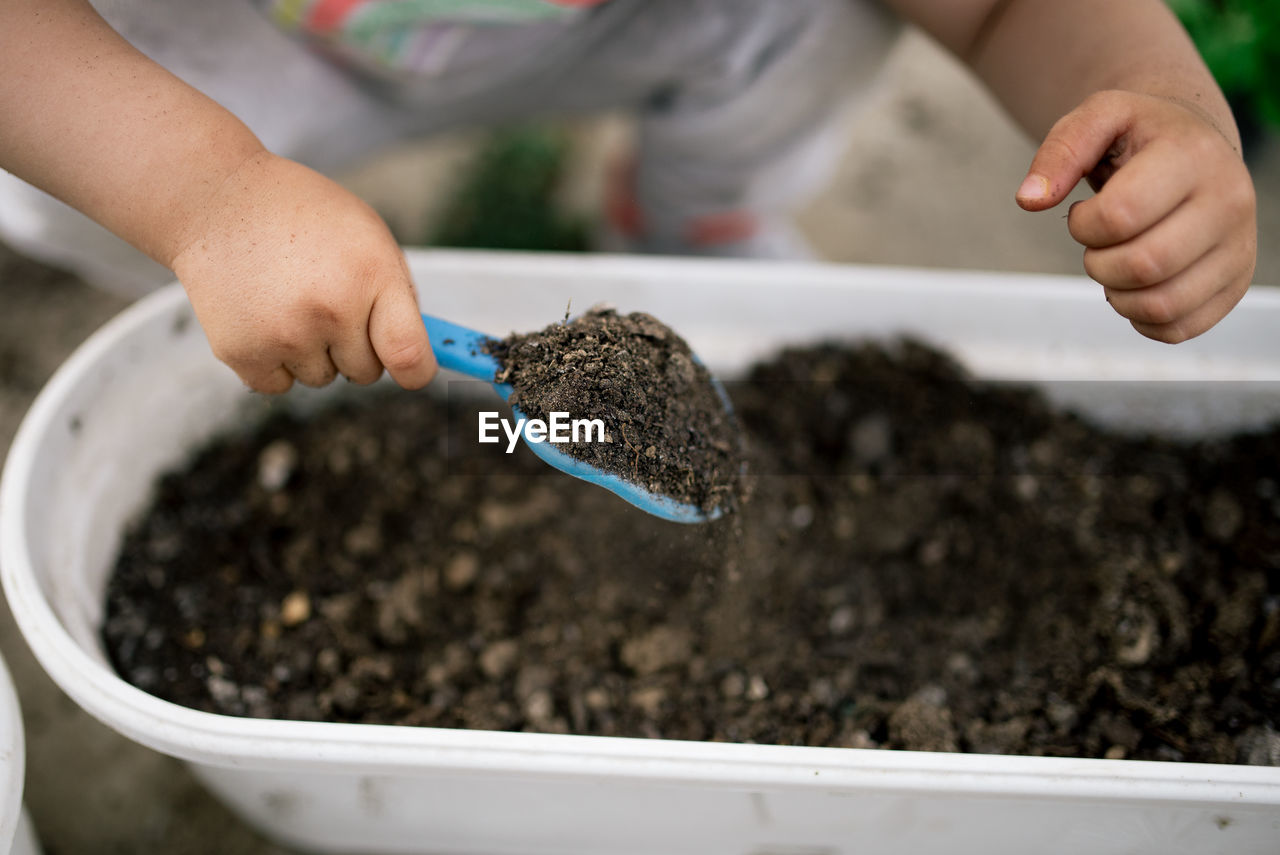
[[3, 250, 1279, 854], [0, 652, 40, 855]]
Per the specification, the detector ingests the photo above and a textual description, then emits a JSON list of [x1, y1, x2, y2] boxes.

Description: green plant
[[1169, 0, 1280, 128], [430, 125, 589, 252]]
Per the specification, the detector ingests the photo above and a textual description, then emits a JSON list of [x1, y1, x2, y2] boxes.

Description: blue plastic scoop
[[421, 313, 725, 524]]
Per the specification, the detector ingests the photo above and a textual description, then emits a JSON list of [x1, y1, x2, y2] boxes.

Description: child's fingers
[[286, 349, 341, 388], [329, 330, 384, 386], [1015, 92, 1133, 212], [1081, 199, 1214, 291], [1125, 271, 1249, 344], [1066, 140, 1194, 249], [1102, 248, 1223, 326], [368, 279, 436, 390], [235, 363, 295, 395], [1103, 245, 1248, 335]]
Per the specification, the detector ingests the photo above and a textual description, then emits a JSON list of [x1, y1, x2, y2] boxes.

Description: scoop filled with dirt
[[423, 308, 743, 521]]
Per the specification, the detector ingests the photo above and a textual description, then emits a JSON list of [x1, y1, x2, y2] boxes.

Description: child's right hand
[[168, 152, 437, 394]]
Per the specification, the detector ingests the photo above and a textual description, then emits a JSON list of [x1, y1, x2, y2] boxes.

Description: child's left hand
[[1015, 89, 1256, 343]]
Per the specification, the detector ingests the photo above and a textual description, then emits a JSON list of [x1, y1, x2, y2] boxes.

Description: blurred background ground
[[1, 28, 1278, 855]]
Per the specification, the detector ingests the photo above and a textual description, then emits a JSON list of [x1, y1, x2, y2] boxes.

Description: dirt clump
[[483, 307, 744, 515]]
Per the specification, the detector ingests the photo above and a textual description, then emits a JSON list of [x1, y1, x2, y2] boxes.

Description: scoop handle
[[421, 314, 502, 380]]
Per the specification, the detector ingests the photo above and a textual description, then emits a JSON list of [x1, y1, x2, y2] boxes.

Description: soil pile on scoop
[[483, 308, 744, 516]]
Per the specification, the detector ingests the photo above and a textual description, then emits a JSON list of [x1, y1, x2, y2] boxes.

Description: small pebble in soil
[[279, 591, 310, 627], [256, 440, 297, 492]]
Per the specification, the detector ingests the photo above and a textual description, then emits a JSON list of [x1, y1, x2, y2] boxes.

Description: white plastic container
[[3, 250, 1280, 855], [7, 814, 37, 855], [0, 652, 41, 855]]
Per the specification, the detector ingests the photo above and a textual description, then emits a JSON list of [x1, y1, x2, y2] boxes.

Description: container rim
[[3, 252, 1279, 804], [0, 654, 25, 854]]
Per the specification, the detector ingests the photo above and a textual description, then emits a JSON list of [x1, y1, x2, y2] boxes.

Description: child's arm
[[0, 0, 436, 393], [885, 0, 1257, 343]]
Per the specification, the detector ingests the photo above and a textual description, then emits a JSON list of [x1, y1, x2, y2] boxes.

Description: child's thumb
[[370, 278, 437, 390], [1016, 94, 1130, 212]]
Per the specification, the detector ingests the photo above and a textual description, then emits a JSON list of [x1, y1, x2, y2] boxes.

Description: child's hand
[[1015, 90, 1256, 343], [169, 153, 437, 394]]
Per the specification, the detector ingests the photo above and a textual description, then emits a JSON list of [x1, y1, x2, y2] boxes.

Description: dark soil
[[103, 339, 1280, 765], [483, 307, 744, 515]]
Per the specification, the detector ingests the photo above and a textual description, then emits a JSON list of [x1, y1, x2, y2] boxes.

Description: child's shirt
[[256, 0, 609, 76]]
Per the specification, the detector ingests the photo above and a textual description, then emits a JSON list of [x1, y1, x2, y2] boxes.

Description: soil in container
[[102, 339, 1280, 765], [483, 307, 745, 516]]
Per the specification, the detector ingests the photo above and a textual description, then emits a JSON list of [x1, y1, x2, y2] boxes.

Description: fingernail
[[1017, 174, 1049, 202]]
